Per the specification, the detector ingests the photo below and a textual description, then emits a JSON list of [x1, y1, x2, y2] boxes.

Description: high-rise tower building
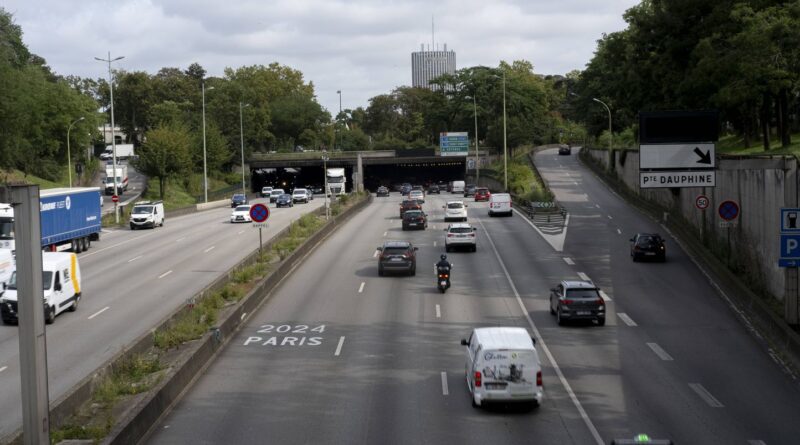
[[411, 44, 456, 90]]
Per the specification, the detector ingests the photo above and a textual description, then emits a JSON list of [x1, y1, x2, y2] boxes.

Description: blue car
[[275, 194, 293, 208]]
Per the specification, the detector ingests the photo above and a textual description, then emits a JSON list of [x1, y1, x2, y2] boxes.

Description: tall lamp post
[[239, 102, 250, 196], [335, 90, 342, 152], [67, 116, 85, 187], [502, 70, 508, 192], [592, 98, 612, 152], [322, 150, 330, 220], [95, 52, 124, 223], [472, 95, 480, 184], [202, 82, 215, 203]]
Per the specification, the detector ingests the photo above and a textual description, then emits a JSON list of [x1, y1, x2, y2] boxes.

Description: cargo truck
[[100, 144, 135, 160], [104, 164, 128, 195], [0, 187, 102, 253], [326, 168, 347, 196]]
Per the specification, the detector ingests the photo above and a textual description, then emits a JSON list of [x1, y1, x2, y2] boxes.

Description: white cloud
[[3, 0, 638, 114]]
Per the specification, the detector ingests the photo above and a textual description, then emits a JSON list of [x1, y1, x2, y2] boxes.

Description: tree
[[133, 123, 192, 199]]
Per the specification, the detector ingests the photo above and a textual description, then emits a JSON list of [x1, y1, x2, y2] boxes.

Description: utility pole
[[502, 69, 508, 192], [95, 52, 124, 223], [473, 95, 480, 184], [322, 150, 330, 220], [66, 116, 84, 188]]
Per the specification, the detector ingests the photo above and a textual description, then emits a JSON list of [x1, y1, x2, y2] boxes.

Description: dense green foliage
[[570, 0, 800, 150]]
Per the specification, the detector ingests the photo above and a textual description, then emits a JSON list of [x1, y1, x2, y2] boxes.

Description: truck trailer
[[0, 187, 102, 253]]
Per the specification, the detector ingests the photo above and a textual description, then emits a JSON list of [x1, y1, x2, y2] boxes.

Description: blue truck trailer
[[0, 187, 102, 253]]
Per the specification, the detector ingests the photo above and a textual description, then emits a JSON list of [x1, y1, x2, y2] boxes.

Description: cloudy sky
[[4, 0, 638, 115]]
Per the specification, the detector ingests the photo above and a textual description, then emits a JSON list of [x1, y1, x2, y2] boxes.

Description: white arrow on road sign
[[640, 143, 716, 169]]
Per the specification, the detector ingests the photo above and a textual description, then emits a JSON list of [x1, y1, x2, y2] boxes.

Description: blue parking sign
[[779, 234, 800, 267]]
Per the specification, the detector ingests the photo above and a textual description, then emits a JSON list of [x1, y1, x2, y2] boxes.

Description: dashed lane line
[[563, 257, 575, 265], [599, 290, 612, 302], [80, 233, 151, 258], [577, 272, 591, 281], [0, 366, 7, 373], [158, 270, 173, 279], [175, 237, 186, 242], [358, 282, 365, 293], [617, 312, 637, 326], [607, 215, 613, 219], [616, 228, 622, 235], [689, 383, 724, 408], [647, 343, 673, 361], [127, 255, 142, 263], [204, 246, 215, 253], [436, 304, 441, 318], [441, 372, 449, 396], [88, 306, 110, 320], [334, 336, 346, 356]]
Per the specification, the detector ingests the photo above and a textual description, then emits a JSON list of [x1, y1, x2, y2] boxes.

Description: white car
[[445, 223, 477, 252], [292, 188, 310, 203], [443, 201, 468, 222], [260, 186, 273, 198], [230, 205, 252, 223], [408, 189, 424, 203]]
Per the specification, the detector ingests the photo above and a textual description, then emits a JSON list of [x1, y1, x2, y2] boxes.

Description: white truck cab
[[461, 327, 543, 408], [0, 252, 82, 324], [129, 201, 165, 230]]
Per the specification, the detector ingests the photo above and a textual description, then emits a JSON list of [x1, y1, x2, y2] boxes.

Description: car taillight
[[447, 234, 454, 237], [509, 201, 512, 208], [469, 233, 475, 237], [474, 371, 482, 387], [536, 371, 542, 386], [563, 299, 573, 305]]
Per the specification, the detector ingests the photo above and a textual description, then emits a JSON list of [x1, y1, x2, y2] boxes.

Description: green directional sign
[[440, 132, 469, 156]]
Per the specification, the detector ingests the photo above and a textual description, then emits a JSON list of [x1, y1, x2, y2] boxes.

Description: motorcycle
[[437, 265, 451, 293]]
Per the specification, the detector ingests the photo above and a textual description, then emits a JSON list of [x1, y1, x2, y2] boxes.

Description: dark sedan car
[[550, 280, 606, 326], [376, 240, 418, 276], [376, 186, 390, 197], [630, 233, 666, 261], [427, 184, 440, 194], [463, 184, 477, 197], [275, 194, 294, 208], [401, 210, 428, 230], [231, 193, 248, 208], [558, 145, 572, 155], [400, 199, 422, 217]]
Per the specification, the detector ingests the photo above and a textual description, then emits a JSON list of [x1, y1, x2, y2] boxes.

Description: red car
[[474, 187, 491, 201]]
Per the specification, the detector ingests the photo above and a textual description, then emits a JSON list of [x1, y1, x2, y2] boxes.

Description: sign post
[[250, 203, 270, 258]]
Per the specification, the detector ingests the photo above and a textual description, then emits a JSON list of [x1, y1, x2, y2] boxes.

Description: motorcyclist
[[436, 254, 452, 277]]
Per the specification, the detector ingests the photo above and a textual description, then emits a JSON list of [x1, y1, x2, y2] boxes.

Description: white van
[[0, 252, 82, 324], [0, 249, 14, 285], [461, 327, 543, 407], [451, 180, 465, 194], [129, 200, 165, 230], [488, 193, 513, 217]]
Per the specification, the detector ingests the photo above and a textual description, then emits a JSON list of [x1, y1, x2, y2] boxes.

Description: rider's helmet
[[440, 254, 447, 261]]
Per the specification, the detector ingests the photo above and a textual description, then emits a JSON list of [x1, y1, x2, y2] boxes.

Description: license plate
[[645, 252, 656, 256], [576, 311, 591, 315], [409, 223, 417, 226], [390, 258, 403, 262], [440, 281, 447, 286], [485, 383, 505, 390]]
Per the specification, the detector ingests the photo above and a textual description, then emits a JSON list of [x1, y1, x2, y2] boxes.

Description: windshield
[[449, 227, 473, 234], [293, 190, 307, 194], [447, 203, 464, 209], [7, 271, 53, 291], [235, 206, 250, 212], [327, 177, 344, 183], [279, 194, 291, 199], [271, 190, 284, 195], [566, 289, 600, 300], [132, 206, 153, 214], [0, 219, 13, 240], [404, 211, 423, 218], [383, 247, 408, 255]]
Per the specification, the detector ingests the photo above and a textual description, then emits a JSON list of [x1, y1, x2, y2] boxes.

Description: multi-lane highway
[[146, 148, 800, 445], [0, 196, 324, 437]]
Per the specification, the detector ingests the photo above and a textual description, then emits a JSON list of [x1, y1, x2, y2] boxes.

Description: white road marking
[[88, 306, 110, 320], [689, 383, 724, 408], [440, 372, 449, 396], [373, 250, 379, 258], [175, 237, 186, 242], [237, 230, 245, 235], [383, 231, 387, 237], [435, 304, 441, 318], [240, 312, 247, 321], [158, 270, 173, 279], [599, 290, 612, 302], [0, 366, 7, 373], [563, 257, 575, 265], [748, 440, 766, 445], [204, 246, 215, 253], [80, 233, 151, 258], [595, 204, 600, 208], [616, 228, 622, 235], [334, 336, 345, 356], [607, 215, 613, 219], [477, 217, 604, 445], [358, 282, 365, 293], [127, 255, 142, 263], [616, 312, 637, 326], [512, 208, 569, 252], [577, 272, 591, 281], [647, 342, 673, 361], [573, 181, 579, 185]]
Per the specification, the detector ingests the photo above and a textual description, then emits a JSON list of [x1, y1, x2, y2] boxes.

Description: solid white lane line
[[158, 270, 173, 279], [441, 372, 449, 396], [477, 218, 604, 445], [383, 231, 387, 237], [0, 366, 8, 373], [616, 312, 637, 326], [88, 306, 110, 320], [204, 246, 215, 253], [616, 228, 622, 235], [175, 237, 186, 242], [127, 255, 143, 263], [647, 343, 673, 361], [334, 336, 345, 356], [563, 257, 575, 265], [577, 272, 591, 281], [689, 383, 724, 408], [358, 282, 365, 293], [436, 304, 441, 318], [599, 290, 612, 302]]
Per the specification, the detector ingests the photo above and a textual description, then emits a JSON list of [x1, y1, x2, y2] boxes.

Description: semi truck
[[104, 164, 128, 195], [326, 168, 347, 196], [0, 187, 102, 253]]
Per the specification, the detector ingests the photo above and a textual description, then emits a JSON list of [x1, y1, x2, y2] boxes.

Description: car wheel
[[378, 265, 384, 276], [161, 219, 165, 227], [410, 265, 416, 276], [632, 254, 638, 262], [68, 295, 79, 312], [81, 237, 88, 251], [45, 305, 55, 325], [445, 245, 451, 252], [549, 297, 556, 315], [597, 317, 606, 327], [557, 308, 565, 326], [72, 239, 82, 253]]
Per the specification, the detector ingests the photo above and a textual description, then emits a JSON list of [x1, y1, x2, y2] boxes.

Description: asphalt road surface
[[147, 149, 800, 445], [0, 196, 324, 437]]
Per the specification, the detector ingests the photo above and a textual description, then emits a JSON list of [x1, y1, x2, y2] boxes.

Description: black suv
[[376, 186, 390, 197], [231, 193, 247, 207], [549, 280, 606, 326], [402, 210, 428, 230], [376, 241, 418, 276], [630, 233, 666, 262], [427, 184, 440, 194]]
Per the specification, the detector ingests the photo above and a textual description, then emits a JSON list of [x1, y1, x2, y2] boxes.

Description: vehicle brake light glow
[[536, 371, 542, 386], [474, 371, 482, 387], [563, 299, 573, 305]]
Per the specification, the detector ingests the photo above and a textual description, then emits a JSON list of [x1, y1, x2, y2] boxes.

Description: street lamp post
[[239, 102, 250, 196], [202, 82, 214, 203], [67, 116, 85, 188], [473, 95, 480, 184], [322, 150, 330, 220], [95, 52, 124, 223], [502, 70, 508, 192], [335, 90, 342, 152], [592, 98, 612, 152]]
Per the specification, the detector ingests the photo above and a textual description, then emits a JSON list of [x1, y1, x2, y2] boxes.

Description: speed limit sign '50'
[[695, 195, 709, 210]]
